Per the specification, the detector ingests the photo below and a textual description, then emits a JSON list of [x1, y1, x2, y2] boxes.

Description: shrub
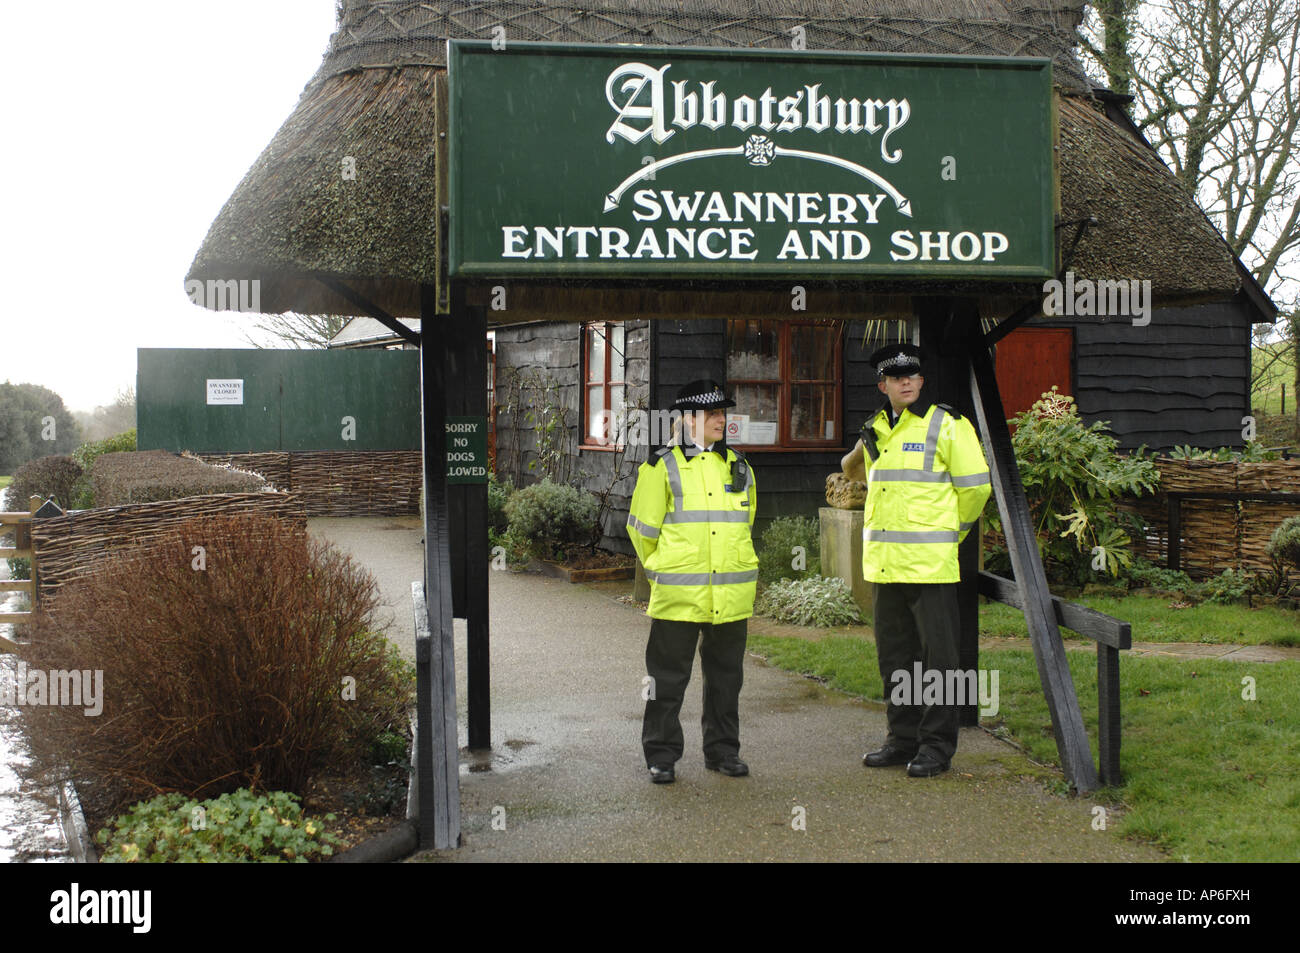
[[21, 514, 412, 814], [758, 516, 821, 585], [92, 450, 263, 506], [69, 429, 136, 508], [6, 455, 83, 511], [987, 388, 1159, 586], [755, 574, 864, 626], [488, 471, 514, 534], [1122, 557, 1196, 593], [504, 478, 599, 559], [1267, 516, 1300, 571], [1192, 568, 1254, 605], [96, 789, 338, 863]]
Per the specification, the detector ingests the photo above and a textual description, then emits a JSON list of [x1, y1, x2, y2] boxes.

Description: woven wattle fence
[[196, 451, 422, 517], [1119, 460, 1300, 579], [30, 491, 305, 602]]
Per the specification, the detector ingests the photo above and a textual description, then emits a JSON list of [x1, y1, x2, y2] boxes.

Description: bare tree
[[1081, 0, 1300, 311], [241, 313, 351, 349]]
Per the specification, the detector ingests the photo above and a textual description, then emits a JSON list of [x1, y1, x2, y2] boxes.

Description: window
[[726, 320, 841, 448], [582, 321, 626, 448]]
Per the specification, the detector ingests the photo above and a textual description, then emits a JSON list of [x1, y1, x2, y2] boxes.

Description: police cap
[[672, 379, 736, 410], [869, 343, 923, 378]]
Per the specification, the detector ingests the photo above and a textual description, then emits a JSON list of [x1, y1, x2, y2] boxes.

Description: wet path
[[0, 564, 71, 864]]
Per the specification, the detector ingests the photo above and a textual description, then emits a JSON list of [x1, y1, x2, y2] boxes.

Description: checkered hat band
[[878, 354, 919, 371], [680, 391, 727, 405]]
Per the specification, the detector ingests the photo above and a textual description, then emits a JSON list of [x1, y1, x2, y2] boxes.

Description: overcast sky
[[0, 0, 339, 413]]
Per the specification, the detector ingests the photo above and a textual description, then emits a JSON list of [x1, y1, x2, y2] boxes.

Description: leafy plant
[[987, 388, 1159, 585], [68, 428, 136, 508], [755, 574, 863, 626], [487, 471, 514, 534], [504, 478, 599, 560], [1192, 568, 1254, 606], [758, 516, 821, 585], [1122, 557, 1196, 593], [95, 789, 338, 863]]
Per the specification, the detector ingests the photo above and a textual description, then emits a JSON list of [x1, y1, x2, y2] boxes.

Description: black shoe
[[906, 753, 952, 778], [649, 764, 675, 784], [705, 755, 749, 777], [862, 744, 917, 767]]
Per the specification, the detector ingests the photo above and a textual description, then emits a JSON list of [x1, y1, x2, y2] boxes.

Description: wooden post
[[915, 298, 982, 727], [1097, 645, 1122, 786], [969, 343, 1099, 793], [446, 283, 491, 751], [417, 283, 462, 849]]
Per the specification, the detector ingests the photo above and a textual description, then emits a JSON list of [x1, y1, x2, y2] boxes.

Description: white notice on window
[[206, 379, 244, 405], [747, 421, 778, 444], [725, 414, 749, 442]]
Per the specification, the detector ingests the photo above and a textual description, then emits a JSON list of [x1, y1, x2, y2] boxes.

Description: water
[[0, 563, 72, 863]]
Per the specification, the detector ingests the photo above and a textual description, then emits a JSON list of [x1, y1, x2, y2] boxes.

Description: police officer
[[625, 380, 758, 785], [841, 344, 991, 777]]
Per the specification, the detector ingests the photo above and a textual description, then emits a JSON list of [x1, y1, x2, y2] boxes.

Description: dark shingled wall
[[1065, 301, 1254, 452]]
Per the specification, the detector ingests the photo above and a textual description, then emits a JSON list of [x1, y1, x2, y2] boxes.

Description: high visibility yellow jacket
[[626, 444, 758, 623], [861, 398, 991, 584]]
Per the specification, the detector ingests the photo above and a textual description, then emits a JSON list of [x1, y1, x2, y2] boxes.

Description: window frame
[[580, 320, 627, 451], [726, 319, 843, 451]]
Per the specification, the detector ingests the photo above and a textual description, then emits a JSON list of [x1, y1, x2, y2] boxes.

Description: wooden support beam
[[969, 344, 1099, 793], [977, 571, 1132, 650], [0, 635, 18, 654], [417, 283, 462, 849], [445, 283, 491, 750], [0, 580, 33, 593]]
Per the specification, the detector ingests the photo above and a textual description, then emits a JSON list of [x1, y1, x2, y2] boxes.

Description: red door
[[995, 328, 1073, 419]]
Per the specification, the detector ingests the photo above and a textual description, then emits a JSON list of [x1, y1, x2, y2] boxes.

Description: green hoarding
[[449, 41, 1055, 280], [137, 348, 421, 453]]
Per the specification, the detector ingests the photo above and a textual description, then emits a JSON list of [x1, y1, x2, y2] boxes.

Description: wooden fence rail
[[0, 495, 42, 651]]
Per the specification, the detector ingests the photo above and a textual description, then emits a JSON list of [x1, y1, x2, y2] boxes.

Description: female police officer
[[625, 380, 758, 784]]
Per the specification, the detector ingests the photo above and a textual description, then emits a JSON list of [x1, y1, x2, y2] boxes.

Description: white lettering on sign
[[206, 379, 244, 405], [605, 64, 910, 165]]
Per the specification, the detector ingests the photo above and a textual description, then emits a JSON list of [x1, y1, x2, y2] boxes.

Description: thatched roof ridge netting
[[315, 0, 1093, 91]]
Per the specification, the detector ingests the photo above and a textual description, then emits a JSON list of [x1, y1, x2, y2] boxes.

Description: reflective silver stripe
[[959, 521, 977, 532], [952, 472, 991, 487], [662, 510, 751, 524], [870, 468, 951, 484], [661, 448, 684, 511], [923, 406, 947, 471], [643, 569, 759, 586], [626, 514, 661, 538], [865, 529, 959, 544]]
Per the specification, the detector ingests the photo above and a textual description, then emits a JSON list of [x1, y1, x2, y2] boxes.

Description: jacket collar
[[680, 438, 729, 461], [872, 394, 933, 427]]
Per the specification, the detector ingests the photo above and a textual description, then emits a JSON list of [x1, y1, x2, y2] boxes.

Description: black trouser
[[873, 581, 961, 761], [642, 618, 747, 767]]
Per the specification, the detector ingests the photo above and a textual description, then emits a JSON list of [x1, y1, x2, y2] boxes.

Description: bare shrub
[[21, 515, 412, 814]]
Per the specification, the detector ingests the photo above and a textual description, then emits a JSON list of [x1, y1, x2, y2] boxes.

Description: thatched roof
[[186, 0, 1251, 320]]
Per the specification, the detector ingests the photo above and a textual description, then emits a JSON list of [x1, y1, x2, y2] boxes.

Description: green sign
[[449, 41, 1055, 280], [445, 416, 487, 484]]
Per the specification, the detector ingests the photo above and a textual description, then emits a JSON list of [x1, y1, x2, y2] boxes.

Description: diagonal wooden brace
[[968, 345, 1099, 793]]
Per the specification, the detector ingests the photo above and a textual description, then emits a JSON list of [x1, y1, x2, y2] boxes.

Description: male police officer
[[841, 344, 991, 777], [626, 380, 758, 785]]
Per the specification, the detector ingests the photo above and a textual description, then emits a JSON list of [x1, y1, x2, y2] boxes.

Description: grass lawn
[[748, 633, 1300, 862], [0, 476, 10, 489], [979, 593, 1300, 647], [1252, 343, 1296, 416]]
